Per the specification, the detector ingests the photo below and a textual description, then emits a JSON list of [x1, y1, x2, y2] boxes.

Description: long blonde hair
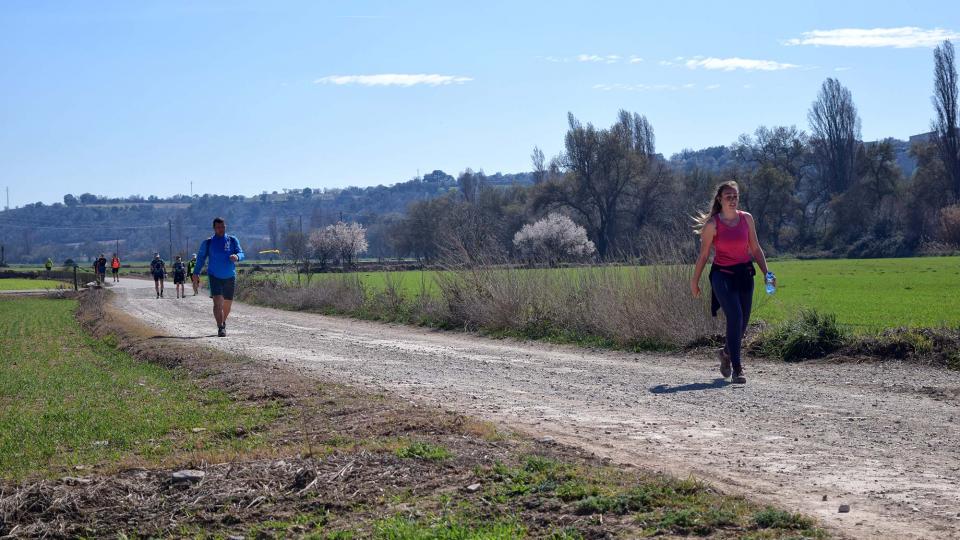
[[693, 181, 739, 235]]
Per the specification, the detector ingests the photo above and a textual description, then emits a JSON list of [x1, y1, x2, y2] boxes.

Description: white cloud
[[576, 54, 623, 64], [543, 54, 640, 64], [314, 74, 472, 87], [684, 56, 799, 71], [706, 84, 721, 90], [784, 27, 960, 48], [834, 66, 852, 72], [659, 56, 685, 67], [593, 83, 696, 91]]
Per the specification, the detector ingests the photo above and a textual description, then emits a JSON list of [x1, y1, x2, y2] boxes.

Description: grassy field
[[263, 256, 960, 331], [0, 297, 278, 479], [0, 278, 69, 290]]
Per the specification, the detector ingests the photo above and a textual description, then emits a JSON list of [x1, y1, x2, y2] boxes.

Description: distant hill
[[0, 170, 534, 264]]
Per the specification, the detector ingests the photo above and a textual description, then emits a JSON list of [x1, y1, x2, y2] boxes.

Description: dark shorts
[[152, 273, 164, 282], [208, 275, 236, 300], [173, 272, 186, 284], [112, 268, 119, 274]]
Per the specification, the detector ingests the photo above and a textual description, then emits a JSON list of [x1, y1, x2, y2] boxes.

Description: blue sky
[[2, 0, 958, 206]]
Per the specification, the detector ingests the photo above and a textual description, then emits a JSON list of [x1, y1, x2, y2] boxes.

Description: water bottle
[[765, 271, 776, 295]]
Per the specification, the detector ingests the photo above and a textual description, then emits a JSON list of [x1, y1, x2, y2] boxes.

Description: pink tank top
[[713, 211, 751, 266]]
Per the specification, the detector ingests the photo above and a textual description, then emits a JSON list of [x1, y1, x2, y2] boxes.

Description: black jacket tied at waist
[[709, 262, 756, 317]]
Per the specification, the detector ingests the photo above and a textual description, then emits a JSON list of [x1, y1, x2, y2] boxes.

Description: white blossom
[[513, 213, 595, 263]]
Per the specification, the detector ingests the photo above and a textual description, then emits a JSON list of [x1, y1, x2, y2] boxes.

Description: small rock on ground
[[171, 469, 205, 483]]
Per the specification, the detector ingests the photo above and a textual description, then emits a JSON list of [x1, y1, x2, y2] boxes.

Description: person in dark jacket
[[150, 253, 166, 299]]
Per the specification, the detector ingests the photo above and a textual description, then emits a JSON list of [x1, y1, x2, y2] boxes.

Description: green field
[[0, 278, 69, 290], [264, 257, 960, 331], [0, 297, 277, 479]]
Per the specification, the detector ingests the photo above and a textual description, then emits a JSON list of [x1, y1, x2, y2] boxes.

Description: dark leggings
[[710, 271, 754, 371]]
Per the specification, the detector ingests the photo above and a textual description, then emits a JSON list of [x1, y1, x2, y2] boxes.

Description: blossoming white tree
[[309, 221, 369, 268], [512, 213, 595, 265]]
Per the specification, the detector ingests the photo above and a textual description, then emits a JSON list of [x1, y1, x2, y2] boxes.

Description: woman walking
[[690, 181, 775, 384]]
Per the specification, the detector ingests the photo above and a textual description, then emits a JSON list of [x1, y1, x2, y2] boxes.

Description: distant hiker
[[111, 253, 121, 282], [192, 217, 245, 337], [690, 181, 775, 385], [93, 254, 107, 286], [173, 255, 187, 299], [44, 258, 53, 274], [150, 253, 166, 298], [187, 253, 198, 295]]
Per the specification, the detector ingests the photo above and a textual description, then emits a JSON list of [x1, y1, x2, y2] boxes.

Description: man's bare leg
[[222, 299, 233, 324], [212, 295, 225, 327]]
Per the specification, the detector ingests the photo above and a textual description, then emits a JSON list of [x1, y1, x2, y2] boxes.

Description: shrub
[[752, 507, 815, 530], [939, 204, 960, 247], [513, 213, 595, 265], [395, 441, 452, 461], [845, 233, 913, 259], [750, 309, 846, 361]]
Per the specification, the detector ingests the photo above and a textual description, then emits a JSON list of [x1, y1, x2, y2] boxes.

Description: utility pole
[[190, 180, 193, 197], [168, 219, 173, 260], [4, 186, 8, 211]]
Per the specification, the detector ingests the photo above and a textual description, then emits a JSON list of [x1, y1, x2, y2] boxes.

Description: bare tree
[[531, 146, 547, 184], [933, 40, 960, 199], [457, 169, 485, 203], [808, 78, 862, 194], [267, 216, 279, 248], [534, 110, 652, 259]]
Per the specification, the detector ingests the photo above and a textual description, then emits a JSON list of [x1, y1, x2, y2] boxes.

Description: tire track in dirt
[[109, 279, 960, 539]]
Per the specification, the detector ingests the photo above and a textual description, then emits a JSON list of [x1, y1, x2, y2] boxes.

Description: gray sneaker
[[732, 369, 746, 384], [217, 325, 226, 337], [718, 348, 732, 378]]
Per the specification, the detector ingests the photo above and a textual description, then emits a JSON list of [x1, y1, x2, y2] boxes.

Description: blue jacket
[[194, 234, 244, 279]]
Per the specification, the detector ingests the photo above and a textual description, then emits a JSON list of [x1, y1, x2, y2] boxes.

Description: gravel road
[[109, 279, 960, 539]]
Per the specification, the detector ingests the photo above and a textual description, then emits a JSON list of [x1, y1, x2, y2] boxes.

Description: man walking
[[187, 253, 198, 295], [150, 253, 166, 298], [192, 217, 244, 337], [93, 254, 107, 286], [173, 255, 187, 299], [44, 258, 53, 275]]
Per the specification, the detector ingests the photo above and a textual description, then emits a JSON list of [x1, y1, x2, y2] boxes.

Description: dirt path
[[110, 279, 960, 539]]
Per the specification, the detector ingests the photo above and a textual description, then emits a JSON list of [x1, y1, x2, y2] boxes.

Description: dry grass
[[240, 252, 722, 351]]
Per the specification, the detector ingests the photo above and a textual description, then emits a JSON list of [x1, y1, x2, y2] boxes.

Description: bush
[[845, 233, 913, 259], [752, 507, 815, 530], [750, 309, 847, 361], [939, 204, 960, 247], [395, 441, 452, 461]]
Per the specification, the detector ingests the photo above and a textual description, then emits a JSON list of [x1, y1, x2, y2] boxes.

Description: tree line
[[375, 40, 960, 264]]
